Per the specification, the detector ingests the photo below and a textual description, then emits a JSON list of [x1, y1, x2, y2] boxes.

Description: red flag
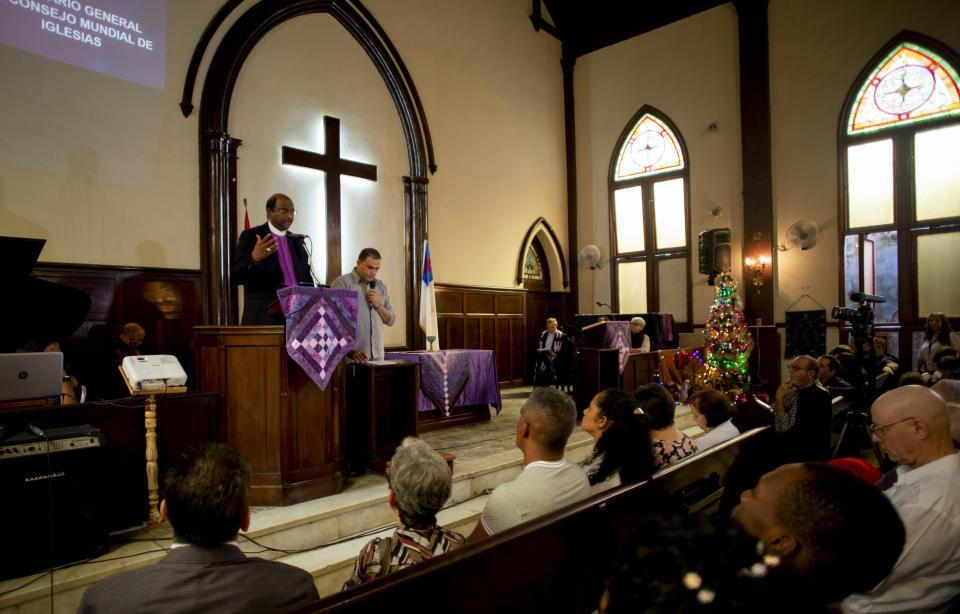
[[243, 198, 250, 230]]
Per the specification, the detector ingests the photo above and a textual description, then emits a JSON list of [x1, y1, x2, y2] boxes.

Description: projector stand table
[[119, 367, 188, 525]]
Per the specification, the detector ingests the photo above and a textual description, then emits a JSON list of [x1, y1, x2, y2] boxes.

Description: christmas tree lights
[[702, 271, 752, 389]]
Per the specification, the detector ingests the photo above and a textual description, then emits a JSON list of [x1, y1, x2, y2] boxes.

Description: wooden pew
[[293, 427, 768, 614]]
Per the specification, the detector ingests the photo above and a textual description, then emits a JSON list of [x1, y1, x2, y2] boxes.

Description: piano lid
[[0, 236, 91, 352]]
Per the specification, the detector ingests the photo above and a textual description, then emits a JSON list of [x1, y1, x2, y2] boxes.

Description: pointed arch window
[[609, 107, 691, 323], [839, 33, 960, 364]]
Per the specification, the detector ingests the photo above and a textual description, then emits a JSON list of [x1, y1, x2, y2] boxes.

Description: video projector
[[121, 355, 188, 390]]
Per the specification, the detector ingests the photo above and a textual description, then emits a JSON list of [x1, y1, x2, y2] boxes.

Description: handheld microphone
[[368, 281, 376, 309]]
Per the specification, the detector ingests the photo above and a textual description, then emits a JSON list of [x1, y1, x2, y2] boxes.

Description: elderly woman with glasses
[[343, 437, 464, 589]]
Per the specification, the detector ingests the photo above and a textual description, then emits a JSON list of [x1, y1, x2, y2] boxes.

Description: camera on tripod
[[832, 292, 885, 343], [830, 292, 890, 465]]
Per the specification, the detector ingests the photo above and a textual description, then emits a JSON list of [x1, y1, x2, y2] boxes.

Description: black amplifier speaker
[[698, 228, 732, 276], [0, 424, 108, 580]]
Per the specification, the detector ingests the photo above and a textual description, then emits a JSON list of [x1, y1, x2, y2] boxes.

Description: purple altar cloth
[[384, 349, 502, 416], [278, 286, 358, 391], [603, 321, 631, 375]]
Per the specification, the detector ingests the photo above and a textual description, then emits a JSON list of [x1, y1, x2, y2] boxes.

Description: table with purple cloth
[[383, 349, 502, 418]]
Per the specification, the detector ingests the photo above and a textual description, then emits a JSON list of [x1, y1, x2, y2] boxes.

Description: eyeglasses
[[274, 207, 296, 216], [869, 416, 915, 437], [788, 363, 816, 371]]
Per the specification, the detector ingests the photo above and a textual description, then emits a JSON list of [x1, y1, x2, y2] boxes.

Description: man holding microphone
[[331, 247, 395, 362]]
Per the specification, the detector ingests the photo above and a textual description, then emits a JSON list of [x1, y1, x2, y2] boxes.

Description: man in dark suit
[[232, 194, 313, 325], [774, 355, 834, 462], [78, 442, 319, 613]]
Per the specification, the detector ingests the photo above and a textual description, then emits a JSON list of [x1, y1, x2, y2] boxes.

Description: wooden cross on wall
[[282, 115, 377, 283]]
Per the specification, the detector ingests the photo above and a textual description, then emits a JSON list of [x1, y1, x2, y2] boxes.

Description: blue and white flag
[[419, 240, 440, 350]]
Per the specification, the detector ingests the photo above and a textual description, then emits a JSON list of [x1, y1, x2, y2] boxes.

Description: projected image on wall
[[0, 0, 166, 89]]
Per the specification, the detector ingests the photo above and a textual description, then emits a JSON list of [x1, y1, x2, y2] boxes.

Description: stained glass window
[[609, 107, 690, 322], [847, 42, 960, 135], [614, 113, 685, 180], [840, 34, 960, 367], [523, 247, 544, 281]]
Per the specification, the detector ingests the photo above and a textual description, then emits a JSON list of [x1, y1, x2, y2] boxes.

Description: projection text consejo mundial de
[[10, 0, 156, 50]]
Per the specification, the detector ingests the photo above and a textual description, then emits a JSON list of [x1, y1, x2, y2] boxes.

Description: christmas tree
[[702, 271, 752, 390]]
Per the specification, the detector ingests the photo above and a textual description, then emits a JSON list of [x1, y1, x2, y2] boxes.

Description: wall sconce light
[[745, 255, 769, 294]]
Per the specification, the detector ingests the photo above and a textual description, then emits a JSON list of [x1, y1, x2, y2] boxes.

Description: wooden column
[[200, 131, 241, 326], [734, 0, 774, 327], [405, 176, 428, 350], [561, 52, 579, 320]]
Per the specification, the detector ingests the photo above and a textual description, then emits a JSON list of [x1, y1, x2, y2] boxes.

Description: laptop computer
[[0, 352, 63, 402]]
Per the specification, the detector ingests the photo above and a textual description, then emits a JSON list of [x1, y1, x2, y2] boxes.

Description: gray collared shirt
[[330, 268, 395, 360]]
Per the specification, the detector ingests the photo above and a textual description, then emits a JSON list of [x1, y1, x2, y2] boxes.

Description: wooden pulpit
[[194, 326, 346, 505], [575, 321, 625, 417]]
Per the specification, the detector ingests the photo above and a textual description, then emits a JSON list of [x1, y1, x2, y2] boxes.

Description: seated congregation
[[76, 381, 960, 613]]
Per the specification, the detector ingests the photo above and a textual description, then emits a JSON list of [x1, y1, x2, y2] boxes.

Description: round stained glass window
[[874, 65, 936, 115], [629, 131, 665, 168]]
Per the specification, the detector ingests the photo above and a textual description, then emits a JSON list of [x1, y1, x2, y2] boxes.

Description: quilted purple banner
[[277, 286, 358, 391], [604, 321, 631, 375]]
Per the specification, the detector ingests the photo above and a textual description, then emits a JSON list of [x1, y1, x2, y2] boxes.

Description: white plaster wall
[[0, 0, 248, 268], [364, 0, 567, 290], [0, 0, 567, 295], [573, 4, 743, 320]]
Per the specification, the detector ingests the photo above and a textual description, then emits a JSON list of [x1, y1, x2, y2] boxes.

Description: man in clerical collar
[[78, 443, 319, 613], [331, 247, 396, 363], [232, 193, 314, 325]]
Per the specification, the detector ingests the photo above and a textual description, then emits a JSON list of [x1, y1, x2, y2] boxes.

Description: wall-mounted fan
[[784, 220, 819, 250], [577, 244, 604, 270]]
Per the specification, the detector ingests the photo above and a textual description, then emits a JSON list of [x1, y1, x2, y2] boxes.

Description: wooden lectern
[[194, 326, 346, 506], [574, 321, 626, 417]]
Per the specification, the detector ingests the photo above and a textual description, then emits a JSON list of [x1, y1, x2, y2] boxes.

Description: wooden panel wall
[[32, 263, 203, 389], [435, 284, 530, 386]]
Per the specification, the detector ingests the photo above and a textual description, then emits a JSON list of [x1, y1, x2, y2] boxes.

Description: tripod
[[832, 404, 886, 464]]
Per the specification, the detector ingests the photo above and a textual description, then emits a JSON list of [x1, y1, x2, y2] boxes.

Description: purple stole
[[272, 233, 298, 287]]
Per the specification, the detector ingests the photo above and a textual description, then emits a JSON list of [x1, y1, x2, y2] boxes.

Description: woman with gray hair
[[630, 317, 650, 352], [343, 437, 465, 588]]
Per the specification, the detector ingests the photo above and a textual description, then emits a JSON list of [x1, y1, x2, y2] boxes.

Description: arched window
[[839, 33, 960, 361], [522, 238, 550, 292], [609, 106, 691, 323]]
